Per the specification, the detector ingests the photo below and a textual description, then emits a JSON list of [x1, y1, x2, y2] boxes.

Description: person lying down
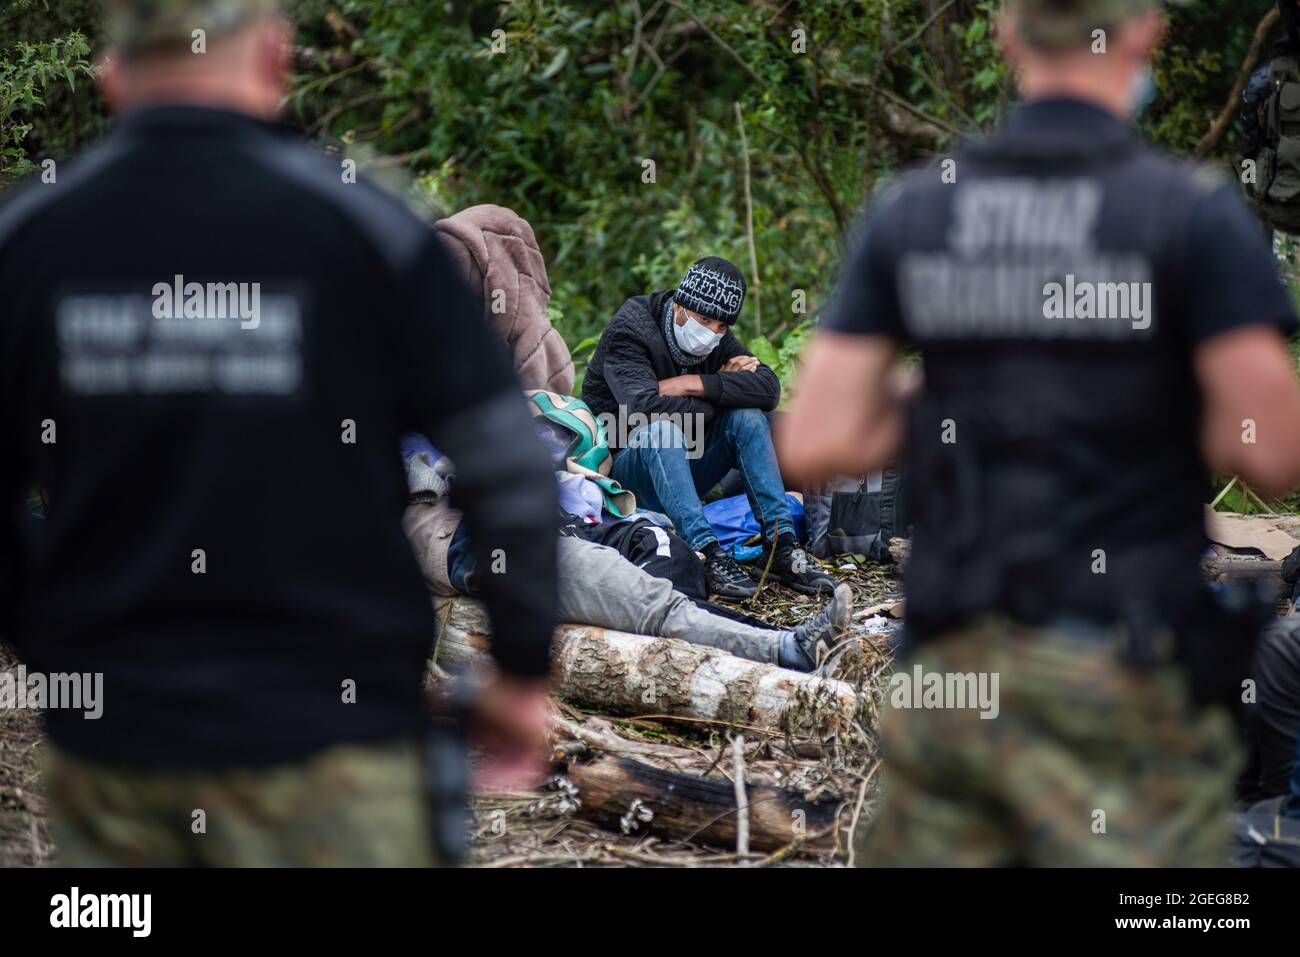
[[402, 430, 853, 674]]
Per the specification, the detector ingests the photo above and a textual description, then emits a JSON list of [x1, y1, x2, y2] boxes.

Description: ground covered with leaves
[[0, 644, 51, 868], [0, 554, 902, 869], [467, 554, 904, 868]]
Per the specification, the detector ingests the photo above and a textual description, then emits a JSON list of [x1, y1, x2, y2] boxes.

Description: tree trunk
[[567, 754, 840, 852], [435, 599, 857, 734]]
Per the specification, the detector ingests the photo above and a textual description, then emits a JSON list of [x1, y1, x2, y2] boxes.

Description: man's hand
[[658, 374, 704, 397], [470, 675, 556, 792], [721, 355, 760, 373]]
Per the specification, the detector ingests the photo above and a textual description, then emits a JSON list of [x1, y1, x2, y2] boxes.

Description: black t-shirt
[[825, 99, 1298, 636], [0, 106, 558, 767]]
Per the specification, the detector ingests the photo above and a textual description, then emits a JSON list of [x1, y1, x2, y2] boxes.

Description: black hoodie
[[581, 290, 780, 450]]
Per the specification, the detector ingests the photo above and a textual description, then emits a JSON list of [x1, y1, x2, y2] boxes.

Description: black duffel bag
[[804, 468, 908, 562]]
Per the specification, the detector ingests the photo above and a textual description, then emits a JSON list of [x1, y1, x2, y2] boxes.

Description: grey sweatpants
[[555, 536, 782, 664]]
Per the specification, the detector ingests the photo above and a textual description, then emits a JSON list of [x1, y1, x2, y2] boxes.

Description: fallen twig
[[732, 734, 750, 857]]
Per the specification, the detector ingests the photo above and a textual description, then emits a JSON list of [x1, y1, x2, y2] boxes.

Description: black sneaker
[[703, 542, 758, 601], [779, 583, 854, 672], [753, 531, 837, 595]]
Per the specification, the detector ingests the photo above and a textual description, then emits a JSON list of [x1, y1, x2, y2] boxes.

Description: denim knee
[[720, 407, 770, 440], [629, 418, 689, 454]]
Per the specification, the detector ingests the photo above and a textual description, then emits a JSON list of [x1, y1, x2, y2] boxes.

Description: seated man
[[582, 256, 834, 599]]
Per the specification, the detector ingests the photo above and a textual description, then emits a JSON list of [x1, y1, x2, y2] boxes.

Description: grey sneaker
[[778, 583, 853, 672]]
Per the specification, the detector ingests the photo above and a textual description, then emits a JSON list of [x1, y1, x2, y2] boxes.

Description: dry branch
[[1194, 7, 1281, 158]]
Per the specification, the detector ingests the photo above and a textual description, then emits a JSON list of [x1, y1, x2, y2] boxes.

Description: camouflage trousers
[[859, 618, 1240, 867], [47, 739, 440, 867]]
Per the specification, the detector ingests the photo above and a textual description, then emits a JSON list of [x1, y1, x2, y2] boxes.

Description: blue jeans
[[611, 408, 793, 552]]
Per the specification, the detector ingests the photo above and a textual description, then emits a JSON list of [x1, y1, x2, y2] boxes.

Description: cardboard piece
[[1205, 509, 1300, 561]]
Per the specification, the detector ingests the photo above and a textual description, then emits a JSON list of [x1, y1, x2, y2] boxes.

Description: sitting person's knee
[[721, 407, 770, 437], [629, 417, 688, 452]]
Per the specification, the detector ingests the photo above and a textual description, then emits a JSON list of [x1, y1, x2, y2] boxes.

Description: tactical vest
[[897, 121, 1215, 645], [1249, 52, 1300, 233]]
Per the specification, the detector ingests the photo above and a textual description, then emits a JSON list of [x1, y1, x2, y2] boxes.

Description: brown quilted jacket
[[404, 205, 573, 595]]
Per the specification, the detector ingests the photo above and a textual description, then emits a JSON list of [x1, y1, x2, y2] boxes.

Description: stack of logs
[[434, 599, 863, 853]]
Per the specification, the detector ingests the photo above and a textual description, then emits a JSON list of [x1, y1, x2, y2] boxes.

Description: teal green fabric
[[526, 392, 635, 518]]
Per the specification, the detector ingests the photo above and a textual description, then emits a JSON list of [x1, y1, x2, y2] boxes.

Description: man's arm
[[780, 187, 910, 484], [777, 332, 904, 485], [695, 332, 780, 410], [392, 232, 560, 787], [0, 474, 22, 661], [393, 233, 559, 680], [1184, 182, 1300, 499], [1196, 326, 1300, 498], [602, 325, 717, 419], [0, 229, 32, 661]]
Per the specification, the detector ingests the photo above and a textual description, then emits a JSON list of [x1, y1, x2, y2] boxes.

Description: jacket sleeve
[[0, 477, 24, 661], [601, 322, 717, 420], [391, 232, 558, 679], [0, 229, 31, 661], [698, 331, 781, 411]]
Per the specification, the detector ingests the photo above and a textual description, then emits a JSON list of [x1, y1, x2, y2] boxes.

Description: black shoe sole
[[760, 571, 836, 596], [710, 581, 758, 601]]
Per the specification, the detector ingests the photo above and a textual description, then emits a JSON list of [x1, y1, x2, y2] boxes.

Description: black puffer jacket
[[581, 290, 780, 450]]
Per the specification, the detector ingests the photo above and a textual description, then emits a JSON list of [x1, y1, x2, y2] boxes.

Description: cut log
[[1200, 556, 1285, 597], [435, 598, 857, 734], [552, 716, 810, 788], [567, 753, 840, 852]]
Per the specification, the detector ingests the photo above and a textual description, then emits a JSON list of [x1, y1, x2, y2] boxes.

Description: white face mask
[[673, 310, 724, 356]]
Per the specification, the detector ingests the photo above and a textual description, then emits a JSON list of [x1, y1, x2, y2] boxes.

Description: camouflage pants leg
[[859, 619, 1240, 867], [47, 739, 440, 867]]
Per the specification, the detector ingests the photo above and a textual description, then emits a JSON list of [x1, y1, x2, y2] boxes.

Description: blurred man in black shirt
[[0, 0, 558, 865], [782, 0, 1300, 866]]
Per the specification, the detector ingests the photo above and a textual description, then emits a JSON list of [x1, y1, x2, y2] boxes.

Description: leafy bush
[[0, 0, 95, 189], [0, 0, 1266, 362]]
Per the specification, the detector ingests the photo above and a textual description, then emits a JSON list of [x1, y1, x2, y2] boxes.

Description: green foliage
[[748, 318, 814, 400], [283, 0, 1264, 354], [0, 6, 94, 189], [0, 0, 1264, 359]]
